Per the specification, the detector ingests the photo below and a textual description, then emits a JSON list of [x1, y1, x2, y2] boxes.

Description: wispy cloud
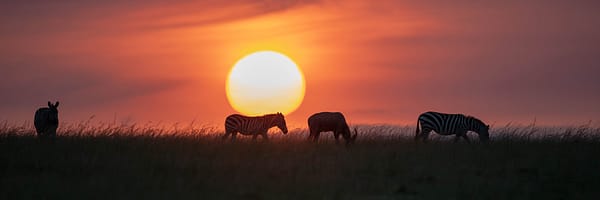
[[1, 0, 599, 124]]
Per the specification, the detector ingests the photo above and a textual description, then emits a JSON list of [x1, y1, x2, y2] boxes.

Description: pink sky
[[1, 0, 599, 126]]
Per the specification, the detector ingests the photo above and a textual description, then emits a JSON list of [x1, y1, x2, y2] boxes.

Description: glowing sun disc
[[226, 51, 305, 115]]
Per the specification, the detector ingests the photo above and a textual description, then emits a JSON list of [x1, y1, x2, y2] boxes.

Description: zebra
[[308, 112, 358, 144], [223, 112, 288, 141], [34, 101, 60, 139], [415, 111, 490, 143]]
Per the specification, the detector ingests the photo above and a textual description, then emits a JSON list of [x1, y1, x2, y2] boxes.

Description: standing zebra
[[223, 112, 288, 141], [415, 111, 490, 143], [34, 101, 60, 139], [308, 112, 357, 144]]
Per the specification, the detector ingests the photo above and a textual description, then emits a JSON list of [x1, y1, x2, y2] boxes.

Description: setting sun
[[226, 51, 305, 116]]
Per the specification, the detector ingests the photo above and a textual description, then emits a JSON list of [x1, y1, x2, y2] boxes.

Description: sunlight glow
[[226, 51, 305, 115]]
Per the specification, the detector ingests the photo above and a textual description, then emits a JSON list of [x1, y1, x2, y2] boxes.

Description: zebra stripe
[[416, 111, 490, 142], [223, 113, 288, 141]]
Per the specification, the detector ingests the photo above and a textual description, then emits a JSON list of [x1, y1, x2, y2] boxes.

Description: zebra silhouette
[[415, 111, 489, 143], [223, 113, 288, 141], [34, 101, 60, 139]]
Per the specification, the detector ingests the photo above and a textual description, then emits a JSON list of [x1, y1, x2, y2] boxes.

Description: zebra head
[[466, 116, 490, 142], [471, 118, 489, 142], [275, 112, 288, 134], [479, 124, 490, 142], [47, 101, 59, 125]]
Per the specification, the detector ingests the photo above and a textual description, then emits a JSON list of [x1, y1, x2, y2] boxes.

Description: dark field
[[2, 122, 600, 199]]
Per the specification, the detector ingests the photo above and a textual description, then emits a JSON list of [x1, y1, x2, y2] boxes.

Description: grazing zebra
[[415, 111, 490, 143], [308, 112, 357, 144], [223, 112, 288, 141], [34, 101, 60, 139]]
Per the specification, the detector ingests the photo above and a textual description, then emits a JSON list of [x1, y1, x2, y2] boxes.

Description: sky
[[1, 0, 599, 127]]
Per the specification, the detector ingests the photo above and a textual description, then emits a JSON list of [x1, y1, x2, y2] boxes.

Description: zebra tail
[[415, 119, 420, 139]]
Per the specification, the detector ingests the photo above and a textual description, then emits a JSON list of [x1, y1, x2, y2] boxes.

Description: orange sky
[[1, 0, 600, 126]]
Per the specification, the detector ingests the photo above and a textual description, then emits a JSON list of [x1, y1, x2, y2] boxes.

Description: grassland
[[1, 121, 600, 199]]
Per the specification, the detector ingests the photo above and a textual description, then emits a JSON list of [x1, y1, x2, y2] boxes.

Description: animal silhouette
[[34, 101, 60, 139], [223, 113, 288, 141], [308, 112, 357, 144], [415, 111, 489, 143]]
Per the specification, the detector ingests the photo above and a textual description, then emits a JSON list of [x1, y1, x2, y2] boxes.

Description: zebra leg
[[38, 128, 48, 139], [41, 129, 50, 139], [454, 134, 461, 143], [314, 132, 321, 142], [461, 134, 471, 144], [49, 127, 57, 139], [308, 130, 314, 141], [231, 132, 237, 141], [421, 131, 431, 143], [415, 127, 432, 142], [222, 131, 231, 140], [414, 130, 421, 141], [454, 130, 470, 143], [415, 128, 431, 142]]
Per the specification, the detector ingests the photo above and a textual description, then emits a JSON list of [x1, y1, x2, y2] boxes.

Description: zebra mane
[[261, 113, 284, 120], [466, 115, 485, 126], [262, 113, 282, 117]]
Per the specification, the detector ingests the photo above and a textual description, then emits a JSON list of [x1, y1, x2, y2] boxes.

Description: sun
[[226, 51, 305, 116]]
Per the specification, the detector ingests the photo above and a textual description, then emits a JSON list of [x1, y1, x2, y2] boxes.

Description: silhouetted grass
[[1, 121, 600, 199]]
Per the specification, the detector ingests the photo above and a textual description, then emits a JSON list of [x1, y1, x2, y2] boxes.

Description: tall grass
[[2, 121, 600, 199], [492, 122, 600, 142], [3, 120, 598, 142]]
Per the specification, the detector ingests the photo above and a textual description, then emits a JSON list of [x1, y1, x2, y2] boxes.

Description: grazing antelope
[[223, 112, 288, 141], [34, 101, 60, 139], [308, 112, 357, 144], [415, 111, 490, 143]]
